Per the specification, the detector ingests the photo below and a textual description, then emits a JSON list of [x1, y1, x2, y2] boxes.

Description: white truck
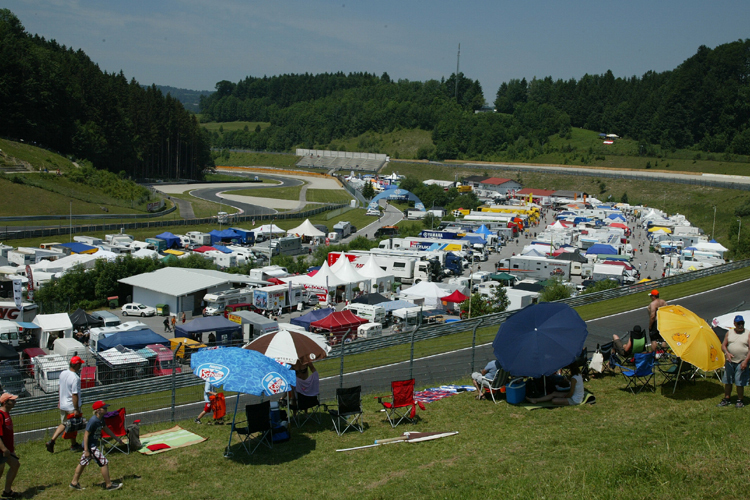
[[344, 303, 386, 324], [187, 231, 212, 246], [0, 320, 20, 347], [203, 288, 255, 316], [252, 284, 317, 313], [104, 233, 134, 248], [333, 221, 353, 239]]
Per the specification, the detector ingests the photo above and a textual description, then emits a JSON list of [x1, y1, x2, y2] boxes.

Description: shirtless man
[[647, 289, 668, 349]]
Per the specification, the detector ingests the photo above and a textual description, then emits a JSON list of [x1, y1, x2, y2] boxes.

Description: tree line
[[0, 10, 214, 180]]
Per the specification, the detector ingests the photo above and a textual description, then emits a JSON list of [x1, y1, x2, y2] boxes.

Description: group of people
[[163, 311, 187, 333]]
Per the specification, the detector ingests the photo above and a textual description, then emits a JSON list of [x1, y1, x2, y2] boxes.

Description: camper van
[[33, 354, 69, 394], [187, 231, 212, 246], [357, 322, 383, 339], [53, 338, 91, 364], [90, 310, 121, 327], [203, 288, 255, 316], [344, 304, 386, 324], [0, 320, 20, 347]]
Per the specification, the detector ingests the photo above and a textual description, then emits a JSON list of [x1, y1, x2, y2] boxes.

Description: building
[[514, 188, 556, 206], [479, 177, 522, 196]]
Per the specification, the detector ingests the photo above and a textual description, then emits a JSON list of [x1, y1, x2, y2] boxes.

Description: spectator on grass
[[46, 356, 85, 453], [0, 393, 20, 498], [613, 325, 649, 357], [69, 401, 123, 491], [526, 363, 584, 406], [194, 380, 217, 424], [647, 289, 667, 347], [718, 316, 750, 408], [471, 360, 499, 400]]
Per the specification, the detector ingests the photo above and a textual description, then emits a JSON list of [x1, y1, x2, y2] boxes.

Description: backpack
[[126, 422, 142, 450]]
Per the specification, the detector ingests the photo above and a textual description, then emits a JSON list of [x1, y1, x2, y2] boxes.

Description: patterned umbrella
[[245, 330, 330, 366], [191, 347, 295, 396]]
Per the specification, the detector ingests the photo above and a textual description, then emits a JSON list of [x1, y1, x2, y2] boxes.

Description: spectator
[[69, 401, 123, 491], [170, 315, 176, 331], [194, 380, 218, 424], [180, 311, 186, 324], [527, 363, 585, 406], [647, 289, 667, 347], [471, 360, 499, 400], [46, 356, 85, 453], [163, 317, 171, 333], [0, 393, 20, 498], [612, 325, 647, 357], [718, 316, 750, 408]]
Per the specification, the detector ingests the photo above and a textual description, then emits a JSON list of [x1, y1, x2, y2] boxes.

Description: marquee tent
[[286, 219, 326, 238], [69, 309, 104, 329], [310, 310, 368, 336], [209, 229, 241, 245], [251, 224, 285, 236], [155, 232, 181, 249], [585, 244, 618, 255], [290, 307, 334, 331], [356, 255, 394, 294], [96, 329, 168, 352], [174, 315, 242, 344], [400, 281, 448, 308]]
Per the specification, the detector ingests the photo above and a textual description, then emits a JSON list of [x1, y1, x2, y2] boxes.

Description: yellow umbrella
[[657, 305, 725, 393]]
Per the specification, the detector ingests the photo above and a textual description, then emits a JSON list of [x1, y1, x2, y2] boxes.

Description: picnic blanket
[[137, 425, 207, 455], [519, 391, 596, 410], [414, 385, 475, 404]]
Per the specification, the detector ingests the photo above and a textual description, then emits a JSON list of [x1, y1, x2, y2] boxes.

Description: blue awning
[[15, 321, 39, 330]]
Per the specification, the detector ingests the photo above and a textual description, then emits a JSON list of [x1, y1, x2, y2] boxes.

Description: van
[[33, 354, 68, 394], [53, 337, 91, 364], [145, 344, 181, 377], [344, 304, 386, 324], [0, 320, 20, 347], [357, 322, 383, 339], [90, 310, 121, 328]]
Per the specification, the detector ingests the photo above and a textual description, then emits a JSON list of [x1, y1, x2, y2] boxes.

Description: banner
[[11, 278, 23, 310], [25, 265, 34, 291]]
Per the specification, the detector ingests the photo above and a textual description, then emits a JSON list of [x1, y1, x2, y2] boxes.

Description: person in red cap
[[70, 401, 123, 491], [46, 356, 85, 454], [647, 290, 667, 348], [0, 393, 20, 498]]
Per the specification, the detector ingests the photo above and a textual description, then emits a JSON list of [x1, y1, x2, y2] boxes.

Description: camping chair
[[561, 347, 589, 381], [230, 401, 273, 456], [480, 367, 511, 404], [376, 379, 426, 428], [101, 408, 129, 456], [657, 356, 697, 392], [290, 392, 324, 427], [326, 386, 364, 436], [617, 352, 656, 394]]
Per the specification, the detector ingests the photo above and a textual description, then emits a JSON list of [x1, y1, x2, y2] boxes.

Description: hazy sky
[[7, 1, 750, 101]]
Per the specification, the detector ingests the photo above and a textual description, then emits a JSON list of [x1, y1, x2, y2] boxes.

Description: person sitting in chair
[[612, 325, 652, 357], [526, 364, 584, 406], [290, 363, 319, 418], [471, 360, 499, 400]]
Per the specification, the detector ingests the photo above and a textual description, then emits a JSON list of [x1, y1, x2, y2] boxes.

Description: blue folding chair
[[613, 352, 655, 394]]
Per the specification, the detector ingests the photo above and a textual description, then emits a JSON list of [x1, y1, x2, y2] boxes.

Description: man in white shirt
[[46, 356, 85, 453]]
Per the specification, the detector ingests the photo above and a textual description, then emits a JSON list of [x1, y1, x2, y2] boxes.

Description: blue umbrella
[[493, 303, 588, 378], [191, 347, 296, 455]]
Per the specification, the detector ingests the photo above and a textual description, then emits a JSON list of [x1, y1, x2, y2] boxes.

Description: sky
[[6, 1, 750, 102]]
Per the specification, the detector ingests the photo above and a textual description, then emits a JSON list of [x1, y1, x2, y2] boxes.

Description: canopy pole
[[224, 392, 241, 458]]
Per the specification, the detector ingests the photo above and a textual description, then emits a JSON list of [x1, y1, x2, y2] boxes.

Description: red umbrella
[[440, 290, 469, 303]]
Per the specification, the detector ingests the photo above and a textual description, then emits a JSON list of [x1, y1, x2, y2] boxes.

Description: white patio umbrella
[[244, 330, 330, 366]]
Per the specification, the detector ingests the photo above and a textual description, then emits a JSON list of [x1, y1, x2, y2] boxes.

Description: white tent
[[693, 241, 728, 255], [286, 219, 325, 238], [93, 249, 120, 262], [131, 248, 159, 259], [332, 257, 371, 294], [356, 255, 394, 294], [292, 261, 357, 302], [400, 281, 447, 309], [34, 313, 74, 349], [250, 224, 285, 235], [547, 221, 569, 231], [520, 246, 547, 257]]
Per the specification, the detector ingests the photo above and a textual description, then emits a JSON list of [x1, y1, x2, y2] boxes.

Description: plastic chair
[[376, 379, 426, 428], [229, 401, 273, 456], [101, 408, 129, 455], [480, 367, 510, 404], [615, 352, 656, 394], [327, 386, 364, 436]]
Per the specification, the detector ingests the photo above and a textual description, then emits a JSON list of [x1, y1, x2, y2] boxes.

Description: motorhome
[[344, 304, 386, 324], [203, 288, 255, 316], [186, 231, 212, 246], [99, 244, 131, 255], [73, 236, 103, 246], [503, 256, 572, 281], [0, 320, 19, 347], [104, 234, 134, 248], [53, 337, 92, 364], [130, 240, 156, 252], [357, 322, 383, 339], [88, 321, 148, 352], [360, 248, 463, 277], [249, 266, 289, 282], [253, 284, 316, 313], [342, 252, 431, 284], [208, 252, 237, 269], [227, 311, 279, 342], [34, 354, 69, 394]]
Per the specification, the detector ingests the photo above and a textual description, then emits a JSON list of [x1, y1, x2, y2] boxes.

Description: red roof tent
[[310, 310, 368, 343], [515, 188, 556, 196], [193, 246, 218, 253], [440, 290, 469, 303], [267, 277, 286, 285], [480, 177, 513, 186]]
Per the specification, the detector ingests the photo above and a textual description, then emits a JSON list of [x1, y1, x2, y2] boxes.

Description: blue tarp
[[380, 300, 418, 312], [96, 329, 168, 352], [606, 213, 626, 221], [476, 225, 493, 237], [155, 232, 180, 249], [209, 229, 241, 245], [15, 321, 39, 330], [460, 235, 486, 245], [290, 308, 334, 331], [211, 245, 232, 254], [586, 244, 618, 255], [174, 315, 241, 343], [58, 242, 96, 254]]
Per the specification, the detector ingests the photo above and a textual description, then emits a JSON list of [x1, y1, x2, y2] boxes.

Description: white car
[[121, 303, 157, 317], [366, 209, 381, 216]]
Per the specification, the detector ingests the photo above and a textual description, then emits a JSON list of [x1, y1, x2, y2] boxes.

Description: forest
[[203, 40, 750, 161], [0, 10, 213, 180]]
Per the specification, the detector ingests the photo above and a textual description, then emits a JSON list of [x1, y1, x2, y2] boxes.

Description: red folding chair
[[101, 408, 129, 455], [376, 379, 425, 428]]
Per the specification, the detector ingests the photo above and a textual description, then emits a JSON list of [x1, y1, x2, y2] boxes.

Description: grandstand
[[296, 148, 386, 173]]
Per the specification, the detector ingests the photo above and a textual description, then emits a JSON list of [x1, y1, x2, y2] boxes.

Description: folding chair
[[101, 408, 129, 455], [326, 386, 364, 436], [376, 379, 425, 428], [480, 367, 510, 404], [562, 347, 589, 381], [230, 401, 273, 456], [617, 352, 656, 394], [290, 392, 323, 427]]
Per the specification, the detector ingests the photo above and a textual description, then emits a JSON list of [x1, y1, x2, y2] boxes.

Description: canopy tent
[[96, 329, 169, 352], [250, 224, 285, 235], [585, 244, 618, 255], [400, 281, 448, 309], [58, 242, 98, 254], [290, 307, 335, 331], [289, 261, 358, 302], [131, 248, 159, 259], [209, 229, 241, 245], [520, 247, 547, 257], [286, 219, 326, 238], [547, 221, 569, 231], [155, 232, 181, 249], [69, 309, 104, 329], [606, 213, 626, 221], [609, 222, 629, 231], [267, 277, 286, 285], [352, 293, 389, 305], [193, 246, 218, 253], [310, 310, 368, 335], [175, 315, 242, 345], [490, 272, 517, 283], [440, 290, 468, 303], [92, 249, 119, 262], [648, 226, 672, 233], [475, 225, 493, 238], [356, 255, 395, 294], [554, 251, 589, 263], [332, 257, 371, 293], [461, 235, 486, 245], [692, 241, 728, 254], [380, 300, 418, 313], [211, 245, 233, 254]]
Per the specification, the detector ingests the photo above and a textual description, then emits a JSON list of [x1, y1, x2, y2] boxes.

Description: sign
[[419, 231, 458, 240], [196, 363, 229, 385], [11, 279, 23, 310], [262, 372, 290, 395], [0, 307, 20, 320], [228, 314, 242, 325]]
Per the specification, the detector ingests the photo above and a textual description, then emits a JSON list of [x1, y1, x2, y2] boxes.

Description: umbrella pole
[[225, 393, 241, 458], [673, 359, 684, 395]]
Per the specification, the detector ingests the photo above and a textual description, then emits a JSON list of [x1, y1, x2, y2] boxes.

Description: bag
[[589, 351, 604, 373], [64, 415, 87, 433], [127, 423, 142, 450]]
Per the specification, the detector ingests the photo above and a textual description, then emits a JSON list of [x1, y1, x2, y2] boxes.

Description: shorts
[[203, 402, 212, 413], [60, 409, 74, 424], [471, 372, 483, 383], [722, 361, 750, 387], [79, 446, 108, 468]]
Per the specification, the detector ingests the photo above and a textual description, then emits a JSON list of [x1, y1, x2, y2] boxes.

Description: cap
[[649, 290, 659, 297], [92, 401, 109, 411], [735, 315, 745, 323], [0, 393, 18, 404], [70, 356, 85, 365]]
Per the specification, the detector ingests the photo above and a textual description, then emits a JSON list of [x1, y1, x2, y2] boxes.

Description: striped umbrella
[[244, 330, 330, 366]]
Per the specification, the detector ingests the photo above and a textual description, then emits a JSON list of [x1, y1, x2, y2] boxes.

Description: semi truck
[[333, 221, 353, 238], [253, 284, 316, 313]]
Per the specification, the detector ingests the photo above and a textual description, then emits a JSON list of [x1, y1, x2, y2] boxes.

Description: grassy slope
[[0, 138, 76, 172], [216, 152, 301, 169], [201, 121, 270, 133], [229, 185, 303, 200], [305, 188, 353, 204]]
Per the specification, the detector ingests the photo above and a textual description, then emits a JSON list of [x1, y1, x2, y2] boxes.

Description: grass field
[[306, 188, 353, 204], [201, 121, 270, 133], [203, 173, 275, 183], [328, 128, 434, 160], [218, 152, 302, 169], [229, 185, 303, 201], [0, 138, 76, 172]]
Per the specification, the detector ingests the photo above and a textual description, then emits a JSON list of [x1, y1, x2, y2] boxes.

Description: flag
[[25, 265, 34, 291], [11, 278, 23, 310]]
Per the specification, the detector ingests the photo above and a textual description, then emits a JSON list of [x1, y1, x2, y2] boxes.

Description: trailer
[[227, 310, 279, 342], [95, 346, 149, 385], [253, 284, 314, 312]]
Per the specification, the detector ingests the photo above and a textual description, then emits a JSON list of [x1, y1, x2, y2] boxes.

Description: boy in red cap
[[46, 356, 85, 453], [0, 393, 20, 498], [69, 400, 123, 491]]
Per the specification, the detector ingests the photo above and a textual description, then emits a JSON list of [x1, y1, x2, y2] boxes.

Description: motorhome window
[[394, 262, 406, 268], [48, 370, 63, 380]]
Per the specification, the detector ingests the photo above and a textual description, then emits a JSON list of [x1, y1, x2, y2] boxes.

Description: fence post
[[409, 325, 420, 380], [470, 318, 484, 374], [339, 329, 351, 389], [171, 344, 180, 422]]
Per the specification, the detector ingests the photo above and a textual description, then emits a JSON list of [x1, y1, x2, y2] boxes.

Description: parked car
[[121, 303, 156, 317], [366, 209, 381, 216]]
